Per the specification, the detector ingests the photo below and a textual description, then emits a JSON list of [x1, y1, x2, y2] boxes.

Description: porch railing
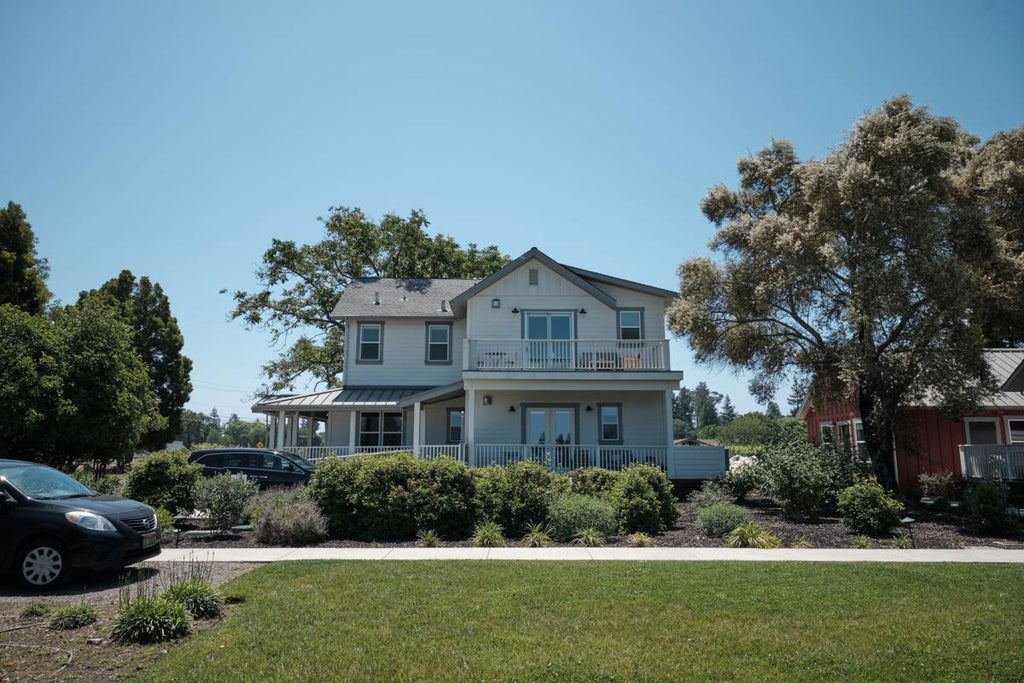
[[472, 444, 668, 472], [959, 444, 1024, 481], [465, 339, 669, 372]]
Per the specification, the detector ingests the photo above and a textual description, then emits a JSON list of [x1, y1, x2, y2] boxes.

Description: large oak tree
[[226, 207, 509, 392], [669, 96, 1024, 487]]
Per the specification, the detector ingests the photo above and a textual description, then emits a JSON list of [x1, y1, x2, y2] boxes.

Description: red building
[[799, 349, 1024, 489]]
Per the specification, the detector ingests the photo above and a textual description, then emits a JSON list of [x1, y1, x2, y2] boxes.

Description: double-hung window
[[1006, 418, 1024, 443], [618, 310, 642, 340], [359, 411, 403, 447], [358, 323, 382, 363], [426, 323, 452, 364], [598, 404, 622, 444]]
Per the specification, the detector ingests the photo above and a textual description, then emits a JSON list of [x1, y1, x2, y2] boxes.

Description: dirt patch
[[0, 561, 255, 682]]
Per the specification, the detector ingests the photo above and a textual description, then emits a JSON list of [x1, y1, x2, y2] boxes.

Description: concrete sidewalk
[[152, 546, 1024, 563]]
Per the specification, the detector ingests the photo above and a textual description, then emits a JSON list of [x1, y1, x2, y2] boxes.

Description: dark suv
[[188, 448, 316, 487], [0, 459, 161, 590]]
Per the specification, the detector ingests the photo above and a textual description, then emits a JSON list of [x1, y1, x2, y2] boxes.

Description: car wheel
[[16, 538, 71, 590]]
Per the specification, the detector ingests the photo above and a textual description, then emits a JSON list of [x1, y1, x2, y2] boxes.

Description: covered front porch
[[960, 444, 1024, 481]]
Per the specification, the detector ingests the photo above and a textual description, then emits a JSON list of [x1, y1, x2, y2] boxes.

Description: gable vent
[[528, 269, 539, 286]]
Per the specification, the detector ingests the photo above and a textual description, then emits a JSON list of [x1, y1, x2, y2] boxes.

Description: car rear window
[[196, 452, 225, 467]]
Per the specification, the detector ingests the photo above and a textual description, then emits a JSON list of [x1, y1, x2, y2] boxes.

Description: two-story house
[[252, 248, 725, 479]]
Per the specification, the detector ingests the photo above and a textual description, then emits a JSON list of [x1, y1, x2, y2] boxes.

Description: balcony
[[464, 339, 670, 372], [959, 444, 1024, 481]]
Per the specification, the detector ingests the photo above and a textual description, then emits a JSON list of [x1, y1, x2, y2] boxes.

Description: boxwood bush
[[607, 464, 679, 534], [122, 449, 202, 514], [837, 478, 903, 535], [547, 494, 618, 542]]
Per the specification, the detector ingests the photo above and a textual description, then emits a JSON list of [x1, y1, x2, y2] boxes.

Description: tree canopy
[[0, 201, 50, 315], [669, 96, 1024, 486], [226, 207, 509, 392], [79, 271, 193, 450]]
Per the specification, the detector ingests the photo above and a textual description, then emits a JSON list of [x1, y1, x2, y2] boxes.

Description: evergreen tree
[[719, 395, 737, 424], [765, 401, 782, 420], [0, 202, 50, 315], [691, 382, 721, 430]]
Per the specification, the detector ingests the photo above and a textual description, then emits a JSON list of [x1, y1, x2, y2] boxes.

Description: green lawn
[[135, 562, 1024, 682]]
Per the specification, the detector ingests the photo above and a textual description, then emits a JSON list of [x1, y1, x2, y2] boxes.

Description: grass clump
[[696, 502, 752, 537], [416, 529, 440, 547], [627, 532, 655, 547], [113, 580, 191, 644], [521, 523, 554, 548], [48, 603, 99, 630], [161, 559, 223, 619], [726, 522, 782, 548], [20, 600, 50, 618], [470, 521, 507, 547], [571, 527, 607, 547]]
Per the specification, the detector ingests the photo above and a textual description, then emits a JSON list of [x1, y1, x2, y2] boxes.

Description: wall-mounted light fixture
[[509, 405, 517, 413], [511, 307, 519, 314], [585, 404, 594, 412], [491, 298, 501, 309], [482, 395, 492, 406], [579, 308, 587, 314]]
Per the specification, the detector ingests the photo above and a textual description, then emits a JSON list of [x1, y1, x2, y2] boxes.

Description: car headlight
[[65, 511, 117, 533]]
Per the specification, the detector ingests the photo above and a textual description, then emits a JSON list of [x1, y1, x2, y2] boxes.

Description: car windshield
[[283, 452, 316, 470], [0, 464, 95, 500]]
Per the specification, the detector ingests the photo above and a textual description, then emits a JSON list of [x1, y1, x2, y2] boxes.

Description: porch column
[[277, 411, 286, 449], [290, 413, 299, 447], [664, 390, 674, 446], [466, 387, 476, 467], [412, 401, 422, 455], [349, 411, 358, 455], [307, 416, 314, 448]]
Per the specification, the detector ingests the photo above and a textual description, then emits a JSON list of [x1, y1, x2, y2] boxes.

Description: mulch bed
[[171, 493, 1024, 551]]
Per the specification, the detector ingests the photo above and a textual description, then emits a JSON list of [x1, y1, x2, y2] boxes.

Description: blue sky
[[2, 0, 1022, 420]]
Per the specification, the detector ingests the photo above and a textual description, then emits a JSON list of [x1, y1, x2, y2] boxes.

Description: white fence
[[285, 443, 728, 479], [959, 444, 1024, 481]]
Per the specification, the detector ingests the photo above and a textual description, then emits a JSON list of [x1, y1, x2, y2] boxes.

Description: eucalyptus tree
[[669, 96, 1024, 487], [225, 207, 508, 392]]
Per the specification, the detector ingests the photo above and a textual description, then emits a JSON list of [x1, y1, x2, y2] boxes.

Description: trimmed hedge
[[473, 461, 564, 536], [608, 464, 679, 534]]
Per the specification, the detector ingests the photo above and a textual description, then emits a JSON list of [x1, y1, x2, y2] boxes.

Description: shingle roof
[[330, 278, 479, 320]]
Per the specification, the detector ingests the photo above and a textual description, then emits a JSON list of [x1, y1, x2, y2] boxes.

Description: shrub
[[918, 472, 956, 499], [726, 522, 782, 548], [48, 603, 99, 630], [154, 507, 176, 531], [547, 494, 618, 542], [567, 467, 622, 497], [521, 523, 554, 548], [470, 521, 507, 547], [253, 491, 328, 546], [756, 436, 853, 519], [307, 453, 417, 539], [837, 478, 904, 535], [194, 473, 259, 533], [473, 462, 562, 536], [892, 533, 912, 549], [696, 503, 752, 537], [724, 454, 760, 501], [571, 527, 606, 547], [852, 535, 870, 549], [408, 457, 477, 538], [72, 467, 120, 495], [607, 464, 679, 534], [686, 479, 734, 508], [122, 449, 202, 514], [113, 582, 191, 644], [966, 480, 1008, 533]]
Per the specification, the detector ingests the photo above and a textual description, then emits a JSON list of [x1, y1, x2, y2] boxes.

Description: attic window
[[528, 269, 539, 286]]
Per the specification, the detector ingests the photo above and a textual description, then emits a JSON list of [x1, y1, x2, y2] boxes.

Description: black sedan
[[187, 448, 316, 487], [0, 459, 161, 590]]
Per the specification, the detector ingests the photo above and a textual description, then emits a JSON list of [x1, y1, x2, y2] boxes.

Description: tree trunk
[[857, 386, 898, 490]]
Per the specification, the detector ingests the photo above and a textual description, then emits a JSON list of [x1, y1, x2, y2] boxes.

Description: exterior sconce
[[491, 298, 501, 309], [482, 395, 492, 406], [511, 308, 519, 314], [585, 404, 594, 412], [579, 308, 587, 314], [509, 405, 517, 412]]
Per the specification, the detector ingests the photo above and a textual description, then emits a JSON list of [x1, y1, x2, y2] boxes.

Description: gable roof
[[330, 278, 479, 320], [562, 264, 678, 300]]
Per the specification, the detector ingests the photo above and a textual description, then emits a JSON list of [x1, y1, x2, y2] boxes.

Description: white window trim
[[819, 421, 834, 443], [965, 417, 1002, 445], [1003, 416, 1024, 444]]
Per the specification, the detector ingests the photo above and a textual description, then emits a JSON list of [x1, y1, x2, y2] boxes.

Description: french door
[[525, 312, 574, 369], [525, 406, 576, 468]]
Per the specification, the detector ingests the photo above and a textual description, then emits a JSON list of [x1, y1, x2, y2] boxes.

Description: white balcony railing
[[465, 339, 669, 372], [959, 444, 1024, 481]]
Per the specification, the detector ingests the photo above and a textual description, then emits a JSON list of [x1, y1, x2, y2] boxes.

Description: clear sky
[[2, 0, 1022, 420]]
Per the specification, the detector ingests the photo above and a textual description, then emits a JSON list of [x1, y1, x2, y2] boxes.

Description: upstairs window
[[358, 323, 382, 363], [426, 323, 452, 364], [618, 310, 642, 340]]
